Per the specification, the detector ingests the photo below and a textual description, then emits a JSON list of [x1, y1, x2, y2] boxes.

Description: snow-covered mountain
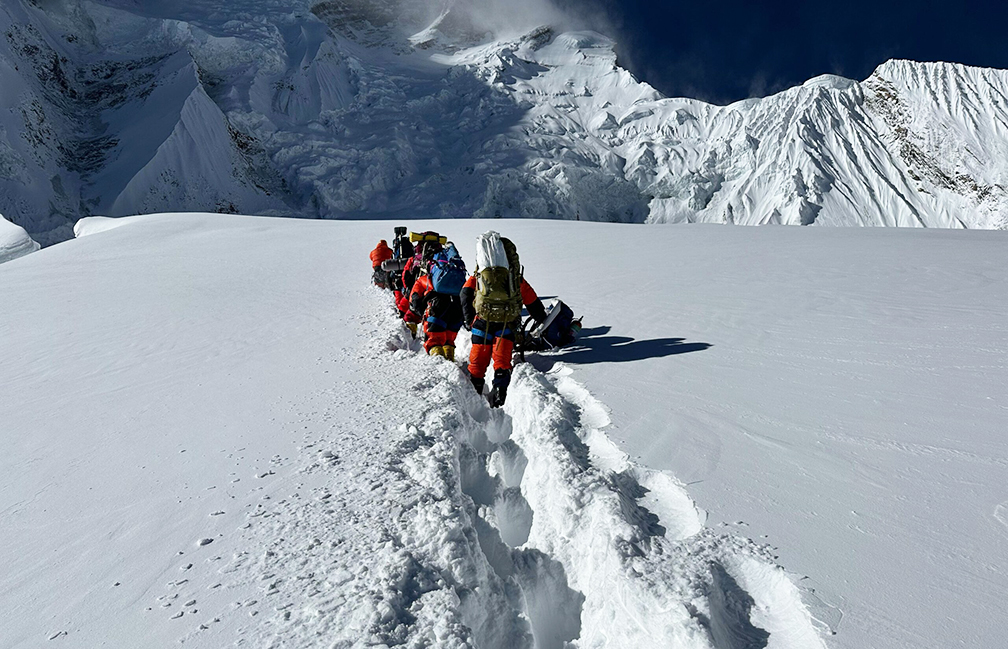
[[3, 0, 1008, 245]]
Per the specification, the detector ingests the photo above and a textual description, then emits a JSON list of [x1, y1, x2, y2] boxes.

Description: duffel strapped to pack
[[474, 231, 523, 323], [413, 231, 445, 268], [381, 257, 409, 273], [429, 243, 467, 295], [410, 231, 447, 245]]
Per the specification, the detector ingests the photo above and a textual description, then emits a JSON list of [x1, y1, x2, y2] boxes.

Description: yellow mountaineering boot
[[443, 345, 455, 362], [429, 346, 446, 358]]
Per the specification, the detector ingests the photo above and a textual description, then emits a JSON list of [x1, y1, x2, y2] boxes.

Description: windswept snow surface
[[2, 0, 1008, 244], [2, 214, 1007, 648]]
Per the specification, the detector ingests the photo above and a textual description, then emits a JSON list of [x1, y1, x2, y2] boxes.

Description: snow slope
[[3, 213, 1006, 648], [2, 0, 1008, 244]]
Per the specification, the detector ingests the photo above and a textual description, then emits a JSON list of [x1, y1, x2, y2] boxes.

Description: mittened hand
[[527, 298, 548, 324], [461, 305, 475, 330]]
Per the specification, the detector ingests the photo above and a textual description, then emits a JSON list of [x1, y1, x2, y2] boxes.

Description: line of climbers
[[371, 228, 579, 408]]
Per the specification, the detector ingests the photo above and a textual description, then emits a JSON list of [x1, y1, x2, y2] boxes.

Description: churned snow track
[[159, 293, 532, 647], [366, 293, 829, 647], [176, 277, 829, 648], [498, 365, 828, 649]]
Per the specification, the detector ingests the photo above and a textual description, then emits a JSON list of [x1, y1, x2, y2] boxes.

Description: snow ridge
[[465, 31, 1008, 228]]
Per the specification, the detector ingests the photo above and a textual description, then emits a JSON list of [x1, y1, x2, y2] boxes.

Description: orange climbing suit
[[462, 274, 540, 380]]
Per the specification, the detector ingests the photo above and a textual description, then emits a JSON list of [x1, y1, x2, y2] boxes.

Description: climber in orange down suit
[[460, 274, 546, 406]]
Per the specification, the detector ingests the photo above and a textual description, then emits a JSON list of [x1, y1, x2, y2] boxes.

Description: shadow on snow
[[528, 325, 712, 366]]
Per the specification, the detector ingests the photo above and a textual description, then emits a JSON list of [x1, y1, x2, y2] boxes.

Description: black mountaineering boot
[[470, 376, 485, 396], [488, 369, 511, 408], [488, 384, 507, 408]]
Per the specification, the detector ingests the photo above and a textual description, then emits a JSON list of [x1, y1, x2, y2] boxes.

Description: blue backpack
[[429, 244, 467, 295]]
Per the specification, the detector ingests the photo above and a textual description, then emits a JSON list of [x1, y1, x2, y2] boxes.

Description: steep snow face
[[459, 31, 1008, 228], [0, 0, 289, 244], [2, 0, 1007, 243], [863, 60, 1008, 229], [0, 212, 39, 263]]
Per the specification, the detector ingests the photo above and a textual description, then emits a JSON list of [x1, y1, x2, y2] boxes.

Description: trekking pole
[[518, 317, 528, 364]]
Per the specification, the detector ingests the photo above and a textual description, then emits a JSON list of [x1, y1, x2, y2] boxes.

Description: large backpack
[[429, 244, 467, 295], [474, 231, 523, 323], [393, 234, 414, 261], [537, 301, 581, 348], [517, 300, 582, 357]]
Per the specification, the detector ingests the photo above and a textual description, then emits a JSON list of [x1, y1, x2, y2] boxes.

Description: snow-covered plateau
[[2, 0, 1008, 248], [2, 213, 1006, 648]]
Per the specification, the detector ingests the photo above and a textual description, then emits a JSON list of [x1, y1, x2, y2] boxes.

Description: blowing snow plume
[[430, 0, 569, 38], [322, 0, 582, 44]]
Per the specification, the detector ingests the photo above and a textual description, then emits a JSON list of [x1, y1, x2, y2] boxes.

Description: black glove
[[460, 286, 476, 330], [527, 298, 548, 325]]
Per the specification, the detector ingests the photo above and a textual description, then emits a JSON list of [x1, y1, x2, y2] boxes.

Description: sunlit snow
[[2, 214, 1006, 648]]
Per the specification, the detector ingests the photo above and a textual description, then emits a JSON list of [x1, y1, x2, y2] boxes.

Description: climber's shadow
[[527, 325, 712, 368]]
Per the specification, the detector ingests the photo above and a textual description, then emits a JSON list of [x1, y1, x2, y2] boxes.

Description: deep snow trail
[[185, 285, 830, 647], [177, 299, 531, 647], [364, 292, 828, 647]]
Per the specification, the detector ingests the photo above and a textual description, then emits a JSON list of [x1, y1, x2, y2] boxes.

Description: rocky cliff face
[[2, 0, 1006, 244]]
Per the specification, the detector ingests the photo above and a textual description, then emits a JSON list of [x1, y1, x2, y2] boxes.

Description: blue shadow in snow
[[528, 325, 712, 366]]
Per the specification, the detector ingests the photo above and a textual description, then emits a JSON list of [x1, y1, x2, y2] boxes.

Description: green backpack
[[474, 233, 523, 323]]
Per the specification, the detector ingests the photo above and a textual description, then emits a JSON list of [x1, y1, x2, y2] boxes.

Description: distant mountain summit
[[2, 0, 1006, 244]]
